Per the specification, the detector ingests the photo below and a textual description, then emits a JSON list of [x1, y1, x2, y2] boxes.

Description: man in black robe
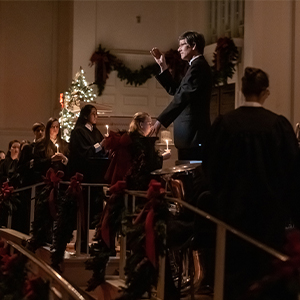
[[203, 67, 300, 300]]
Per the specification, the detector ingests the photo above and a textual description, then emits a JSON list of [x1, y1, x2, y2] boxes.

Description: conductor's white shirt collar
[[189, 55, 202, 65]]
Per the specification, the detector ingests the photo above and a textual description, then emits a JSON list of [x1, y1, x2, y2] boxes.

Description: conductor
[[150, 31, 212, 160]]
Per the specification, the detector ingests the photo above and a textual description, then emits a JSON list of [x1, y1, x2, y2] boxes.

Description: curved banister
[[122, 189, 288, 261], [164, 195, 289, 261], [6, 240, 86, 300], [6, 179, 291, 299]]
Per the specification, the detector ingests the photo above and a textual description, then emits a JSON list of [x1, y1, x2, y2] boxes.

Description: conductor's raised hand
[[150, 48, 168, 72]]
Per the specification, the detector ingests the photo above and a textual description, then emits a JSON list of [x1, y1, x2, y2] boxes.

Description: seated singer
[[104, 112, 170, 190]]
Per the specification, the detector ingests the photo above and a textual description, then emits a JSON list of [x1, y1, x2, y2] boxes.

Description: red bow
[[0, 253, 18, 274], [23, 277, 45, 300], [0, 239, 7, 256], [134, 180, 165, 268], [273, 229, 300, 278], [0, 182, 14, 201], [108, 180, 126, 195], [68, 173, 85, 231], [43, 168, 64, 220], [43, 168, 64, 186], [100, 181, 126, 248]]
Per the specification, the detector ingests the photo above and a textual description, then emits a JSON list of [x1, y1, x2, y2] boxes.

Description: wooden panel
[[220, 84, 235, 115], [210, 87, 220, 123], [210, 83, 235, 123]]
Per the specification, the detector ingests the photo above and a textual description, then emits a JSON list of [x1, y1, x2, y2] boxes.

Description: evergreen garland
[[90, 44, 160, 96], [0, 253, 27, 299], [212, 37, 239, 85], [0, 242, 50, 300], [117, 198, 168, 300], [85, 241, 111, 292], [86, 192, 125, 291], [51, 188, 78, 272], [28, 169, 64, 252], [0, 182, 20, 226], [28, 184, 58, 252], [90, 40, 240, 94]]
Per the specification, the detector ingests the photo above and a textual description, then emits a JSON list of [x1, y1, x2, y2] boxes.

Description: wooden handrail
[[164, 195, 289, 261], [6, 240, 86, 300]]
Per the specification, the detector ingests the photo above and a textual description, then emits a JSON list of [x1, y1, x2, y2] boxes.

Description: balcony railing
[[3, 180, 294, 300]]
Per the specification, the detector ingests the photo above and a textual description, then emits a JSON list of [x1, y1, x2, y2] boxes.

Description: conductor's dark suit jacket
[[156, 56, 212, 150]]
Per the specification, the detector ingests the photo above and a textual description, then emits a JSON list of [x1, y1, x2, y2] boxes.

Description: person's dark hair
[[44, 117, 62, 158], [242, 67, 269, 97], [179, 31, 205, 55], [7, 140, 20, 158], [0, 150, 5, 161], [75, 104, 97, 128]]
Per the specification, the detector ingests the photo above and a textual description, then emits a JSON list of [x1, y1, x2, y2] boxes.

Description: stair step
[[80, 277, 123, 300]]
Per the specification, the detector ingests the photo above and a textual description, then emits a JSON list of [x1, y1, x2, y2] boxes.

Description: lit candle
[[106, 125, 109, 136], [166, 139, 169, 151], [55, 143, 59, 153]]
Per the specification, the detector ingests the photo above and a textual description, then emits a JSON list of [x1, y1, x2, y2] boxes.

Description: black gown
[[34, 138, 69, 179], [68, 125, 108, 183], [203, 106, 300, 300]]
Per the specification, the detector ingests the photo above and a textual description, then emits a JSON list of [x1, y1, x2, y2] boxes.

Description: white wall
[[72, 0, 211, 119], [0, 1, 73, 151], [2, 0, 300, 152], [244, 0, 297, 125]]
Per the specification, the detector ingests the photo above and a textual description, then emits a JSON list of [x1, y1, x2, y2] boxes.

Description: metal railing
[[121, 189, 291, 300], [3, 238, 86, 300], [5, 181, 292, 300]]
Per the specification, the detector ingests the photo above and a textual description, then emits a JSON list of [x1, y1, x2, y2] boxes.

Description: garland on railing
[[0, 239, 50, 299], [86, 182, 126, 291], [116, 180, 168, 300], [244, 229, 300, 299], [90, 45, 189, 96], [51, 173, 85, 272], [28, 169, 64, 252], [0, 182, 19, 225], [85, 180, 168, 299]]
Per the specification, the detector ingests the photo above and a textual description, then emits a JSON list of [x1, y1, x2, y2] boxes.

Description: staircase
[[0, 227, 125, 300]]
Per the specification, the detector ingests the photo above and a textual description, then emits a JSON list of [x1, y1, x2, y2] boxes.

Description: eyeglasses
[[178, 42, 188, 48]]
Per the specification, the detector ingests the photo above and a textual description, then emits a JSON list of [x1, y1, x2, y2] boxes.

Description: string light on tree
[[59, 67, 97, 142]]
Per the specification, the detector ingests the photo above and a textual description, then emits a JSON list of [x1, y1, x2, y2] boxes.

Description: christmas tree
[[59, 67, 97, 142]]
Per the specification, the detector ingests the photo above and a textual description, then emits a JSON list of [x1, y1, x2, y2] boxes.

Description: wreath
[[89, 45, 188, 96], [212, 37, 239, 85]]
